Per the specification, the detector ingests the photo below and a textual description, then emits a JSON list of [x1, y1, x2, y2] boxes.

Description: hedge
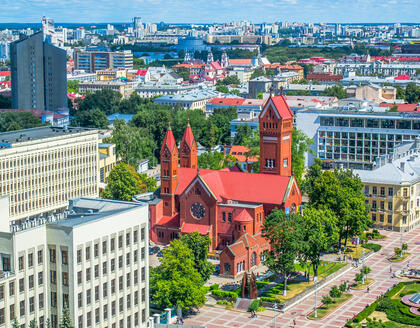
[[260, 296, 280, 303], [256, 281, 270, 289], [362, 243, 382, 252], [386, 300, 420, 326], [209, 283, 219, 291], [211, 289, 239, 300]]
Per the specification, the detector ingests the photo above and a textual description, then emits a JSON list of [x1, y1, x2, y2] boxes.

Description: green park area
[[346, 282, 420, 328]]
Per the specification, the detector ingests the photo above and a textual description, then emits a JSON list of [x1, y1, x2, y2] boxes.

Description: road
[[184, 226, 420, 328]]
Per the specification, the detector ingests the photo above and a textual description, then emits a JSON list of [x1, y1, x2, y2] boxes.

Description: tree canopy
[[291, 127, 314, 185], [0, 94, 11, 109], [101, 163, 149, 201], [197, 151, 236, 170], [71, 108, 109, 129], [321, 84, 347, 99], [0, 111, 44, 132], [179, 232, 214, 282], [150, 239, 207, 312]]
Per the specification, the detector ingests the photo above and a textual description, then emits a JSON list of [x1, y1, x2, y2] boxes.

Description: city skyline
[[0, 0, 419, 24]]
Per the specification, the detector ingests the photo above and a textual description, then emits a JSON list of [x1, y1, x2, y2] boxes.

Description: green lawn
[[351, 279, 374, 290], [389, 252, 410, 262], [261, 262, 347, 303], [308, 293, 352, 319]]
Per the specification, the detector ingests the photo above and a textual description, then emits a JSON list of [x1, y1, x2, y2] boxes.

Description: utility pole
[[314, 275, 318, 318]]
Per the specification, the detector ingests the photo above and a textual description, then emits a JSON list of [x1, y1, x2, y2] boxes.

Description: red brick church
[[149, 95, 302, 276]]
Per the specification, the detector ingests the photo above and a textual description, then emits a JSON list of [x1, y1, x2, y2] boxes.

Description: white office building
[[0, 197, 150, 328]]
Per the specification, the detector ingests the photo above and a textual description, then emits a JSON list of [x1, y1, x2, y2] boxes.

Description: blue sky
[[0, 0, 419, 23]]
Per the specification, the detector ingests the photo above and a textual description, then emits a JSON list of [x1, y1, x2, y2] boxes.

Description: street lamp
[[314, 275, 318, 318], [400, 224, 403, 258], [361, 248, 365, 284]]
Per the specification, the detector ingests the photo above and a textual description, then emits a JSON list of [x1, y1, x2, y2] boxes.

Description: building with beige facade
[[79, 81, 136, 98], [346, 84, 397, 103], [355, 138, 420, 232], [0, 127, 99, 222], [99, 143, 120, 184], [0, 197, 150, 328], [96, 69, 127, 81]]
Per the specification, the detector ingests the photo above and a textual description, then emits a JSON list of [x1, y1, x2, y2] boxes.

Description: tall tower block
[[259, 96, 293, 176]]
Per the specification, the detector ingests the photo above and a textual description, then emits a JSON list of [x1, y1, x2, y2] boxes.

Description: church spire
[[180, 123, 197, 169]]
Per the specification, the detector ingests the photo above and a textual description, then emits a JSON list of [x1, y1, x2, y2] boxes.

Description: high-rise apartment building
[[75, 51, 133, 73], [0, 126, 99, 222], [0, 197, 150, 328], [10, 32, 67, 111]]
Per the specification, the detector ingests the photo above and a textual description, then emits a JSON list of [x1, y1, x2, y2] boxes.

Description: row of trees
[[0, 111, 45, 132], [262, 160, 370, 295]]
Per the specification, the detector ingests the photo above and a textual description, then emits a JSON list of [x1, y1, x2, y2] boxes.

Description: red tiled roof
[[280, 64, 303, 70], [379, 103, 419, 112], [176, 167, 291, 205], [180, 223, 211, 235], [394, 74, 410, 80], [225, 233, 262, 257], [270, 95, 294, 120], [174, 64, 205, 69], [0, 71, 11, 76], [210, 61, 222, 70], [157, 214, 180, 227], [161, 127, 176, 153], [181, 124, 195, 148], [136, 69, 148, 76], [229, 145, 258, 162], [208, 98, 245, 106], [234, 209, 253, 222], [229, 59, 252, 65], [189, 74, 200, 79]]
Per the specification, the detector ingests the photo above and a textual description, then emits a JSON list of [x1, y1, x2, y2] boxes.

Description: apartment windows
[[94, 244, 99, 258], [134, 290, 139, 305], [63, 272, 69, 286], [119, 255, 123, 268], [403, 216, 407, 224], [142, 309, 146, 323], [380, 201, 385, 210], [111, 258, 115, 272], [0, 285, 3, 301], [380, 214, 384, 223], [364, 186, 369, 195], [228, 213, 232, 223], [126, 253, 130, 266], [86, 246, 91, 260], [9, 282, 14, 296], [28, 253, 33, 267], [134, 230, 138, 243], [62, 249, 68, 265], [19, 300, 25, 316], [9, 304, 14, 321], [103, 304, 108, 320], [111, 279, 116, 294], [126, 232, 130, 246], [29, 296, 34, 312], [77, 271, 82, 284], [403, 188, 408, 197], [39, 293, 44, 309], [51, 292, 57, 307], [111, 238, 115, 251], [141, 227, 145, 241], [388, 187, 394, 196], [38, 249, 43, 264], [87, 311, 91, 327], [141, 267, 145, 282], [222, 212, 226, 222], [49, 248, 56, 263], [39, 316, 44, 328], [86, 289, 91, 305], [77, 249, 82, 264], [119, 276, 123, 291], [86, 268, 91, 282], [29, 274, 34, 289], [134, 250, 138, 263], [372, 214, 377, 221], [372, 186, 377, 195], [51, 270, 57, 284], [95, 307, 100, 324], [141, 247, 145, 260], [103, 282, 108, 298], [126, 273, 131, 287], [95, 286, 99, 302], [18, 256, 24, 270], [118, 235, 123, 249], [78, 292, 83, 308], [63, 294, 69, 307], [372, 200, 377, 209], [78, 315, 83, 328], [103, 261, 107, 274], [127, 294, 131, 309], [102, 241, 107, 254], [119, 297, 123, 312], [111, 301, 116, 316], [95, 264, 99, 278], [387, 215, 392, 224], [0, 308, 4, 325], [19, 278, 24, 293], [388, 202, 393, 211]]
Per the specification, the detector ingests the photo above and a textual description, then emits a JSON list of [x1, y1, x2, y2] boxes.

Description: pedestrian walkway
[[184, 226, 420, 328]]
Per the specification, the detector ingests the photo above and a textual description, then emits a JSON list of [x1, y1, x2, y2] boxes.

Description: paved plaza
[[184, 226, 420, 328]]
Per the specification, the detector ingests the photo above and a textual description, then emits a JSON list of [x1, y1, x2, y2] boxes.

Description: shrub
[[339, 283, 347, 292], [257, 306, 266, 312], [322, 295, 333, 305], [385, 300, 420, 326], [249, 299, 259, 312], [394, 247, 402, 257], [376, 297, 395, 312], [362, 243, 382, 252], [329, 286, 342, 298], [216, 299, 233, 307], [260, 296, 280, 303], [402, 243, 408, 251], [256, 281, 270, 289], [209, 283, 219, 291], [362, 266, 371, 276], [211, 289, 238, 300], [355, 272, 364, 282]]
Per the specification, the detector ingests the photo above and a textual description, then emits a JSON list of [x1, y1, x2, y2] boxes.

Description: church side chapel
[[149, 95, 302, 277]]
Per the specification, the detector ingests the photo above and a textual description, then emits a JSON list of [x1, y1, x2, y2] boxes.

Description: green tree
[[388, 105, 398, 112], [291, 128, 314, 185], [111, 119, 156, 167], [262, 209, 302, 296], [133, 57, 146, 69], [138, 173, 157, 192], [405, 82, 420, 103], [250, 68, 266, 80], [12, 318, 19, 328], [208, 106, 237, 145], [322, 84, 347, 99], [0, 94, 11, 108], [396, 85, 405, 100], [216, 84, 230, 94], [67, 80, 79, 93], [175, 67, 190, 81], [78, 89, 122, 114], [29, 319, 38, 328], [198, 151, 236, 170], [233, 125, 253, 145], [299, 207, 339, 280], [218, 75, 241, 85], [61, 306, 73, 328], [0, 111, 43, 132], [321, 295, 333, 305], [71, 108, 109, 129], [179, 232, 214, 282], [150, 239, 206, 313], [102, 163, 147, 201]]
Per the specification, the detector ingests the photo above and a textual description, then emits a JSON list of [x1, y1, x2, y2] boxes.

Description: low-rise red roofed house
[[145, 96, 302, 277], [0, 71, 11, 82]]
